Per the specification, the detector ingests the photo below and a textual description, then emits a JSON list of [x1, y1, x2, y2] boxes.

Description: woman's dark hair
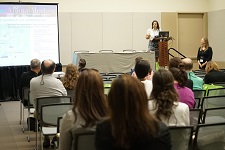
[[150, 69, 179, 121], [108, 74, 159, 149], [152, 20, 160, 30], [169, 67, 188, 87], [72, 69, 108, 127]]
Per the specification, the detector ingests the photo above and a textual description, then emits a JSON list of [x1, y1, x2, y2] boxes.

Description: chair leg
[[22, 106, 25, 133], [36, 120, 38, 150], [20, 101, 22, 124], [27, 111, 30, 142]]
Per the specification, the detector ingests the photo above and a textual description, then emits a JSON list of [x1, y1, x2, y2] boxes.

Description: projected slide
[[0, 3, 59, 66]]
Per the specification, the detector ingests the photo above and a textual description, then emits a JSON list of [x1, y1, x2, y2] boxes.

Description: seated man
[[134, 59, 152, 99], [182, 58, 203, 90], [19, 59, 41, 103], [30, 59, 67, 148]]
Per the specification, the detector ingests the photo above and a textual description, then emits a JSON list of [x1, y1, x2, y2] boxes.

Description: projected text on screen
[[0, 4, 59, 66]]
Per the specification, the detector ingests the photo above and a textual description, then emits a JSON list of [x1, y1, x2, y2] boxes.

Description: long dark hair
[[108, 74, 159, 149], [72, 69, 108, 127], [150, 69, 179, 121]]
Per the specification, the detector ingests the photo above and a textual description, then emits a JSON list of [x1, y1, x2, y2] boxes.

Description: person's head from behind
[[41, 59, 55, 74], [65, 64, 79, 78], [135, 56, 143, 64], [135, 59, 151, 80], [73, 69, 107, 127], [152, 20, 160, 30], [205, 61, 219, 74], [78, 59, 86, 69], [150, 69, 178, 121], [30, 59, 41, 73], [62, 64, 79, 89], [168, 57, 184, 69], [108, 74, 158, 148], [169, 67, 188, 87], [182, 58, 193, 71], [200, 37, 209, 49]]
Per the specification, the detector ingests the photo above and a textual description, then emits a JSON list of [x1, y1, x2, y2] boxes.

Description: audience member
[[61, 64, 79, 90], [197, 37, 213, 70], [168, 57, 193, 90], [78, 58, 86, 73], [169, 67, 195, 108], [96, 74, 171, 150], [131, 57, 153, 80], [19, 59, 41, 100], [134, 59, 153, 99], [182, 58, 204, 90], [30, 59, 67, 148], [59, 69, 108, 150], [204, 61, 225, 84], [149, 69, 190, 126]]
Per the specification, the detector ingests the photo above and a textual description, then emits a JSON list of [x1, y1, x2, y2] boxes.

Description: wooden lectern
[[158, 37, 171, 67]]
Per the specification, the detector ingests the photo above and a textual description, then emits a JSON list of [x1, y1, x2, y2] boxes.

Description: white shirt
[[146, 28, 160, 41], [141, 80, 153, 99], [148, 100, 190, 126]]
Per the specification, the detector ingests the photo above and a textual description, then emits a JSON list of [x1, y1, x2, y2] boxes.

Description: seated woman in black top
[[95, 74, 171, 150], [204, 61, 225, 84]]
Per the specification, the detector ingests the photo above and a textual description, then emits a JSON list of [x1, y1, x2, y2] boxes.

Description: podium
[[157, 37, 171, 67]]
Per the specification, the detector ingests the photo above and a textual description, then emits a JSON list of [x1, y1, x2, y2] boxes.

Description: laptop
[[159, 31, 169, 38]]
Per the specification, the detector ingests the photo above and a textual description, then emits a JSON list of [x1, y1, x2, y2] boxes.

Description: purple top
[[174, 83, 195, 108]]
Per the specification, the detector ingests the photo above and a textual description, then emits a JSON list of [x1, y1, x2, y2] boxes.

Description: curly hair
[[62, 64, 79, 90], [150, 69, 179, 121]]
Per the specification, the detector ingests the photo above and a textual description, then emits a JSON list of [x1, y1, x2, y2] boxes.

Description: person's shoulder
[[174, 102, 189, 111]]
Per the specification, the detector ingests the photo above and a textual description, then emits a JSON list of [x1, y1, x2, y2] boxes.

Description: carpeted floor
[[0, 101, 54, 150]]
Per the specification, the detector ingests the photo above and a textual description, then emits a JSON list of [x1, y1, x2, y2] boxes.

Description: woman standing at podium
[[197, 37, 213, 70], [146, 20, 160, 62]]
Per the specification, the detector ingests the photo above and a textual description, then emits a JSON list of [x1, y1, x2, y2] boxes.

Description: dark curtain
[[0, 63, 62, 101]]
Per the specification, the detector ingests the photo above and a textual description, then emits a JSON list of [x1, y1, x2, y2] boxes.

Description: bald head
[[182, 58, 193, 71], [41, 59, 56, 74]]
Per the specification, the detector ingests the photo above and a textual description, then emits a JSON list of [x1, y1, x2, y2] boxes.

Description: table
[[73, 52, 155, 73]]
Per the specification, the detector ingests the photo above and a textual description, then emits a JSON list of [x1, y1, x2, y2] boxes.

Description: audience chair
[[169, 126, 194, 150], [194, 98, 201, 108], [193, 90, 206, 108], [99, 50, 113, 53], [40, 103, 73, 150], [207, 88, 225, 97], [27, 91, 35, 142], [202, 107, 225, 124], [35, 96, 72, 150], [66, 89, 74, 100], [71, 128, 96, 150], [107, 72, 124, 77], [54, 117, 62, 150], [21, 87, 31, 132], [193, 122, 225, 150], [212, 82, 225, 87], [190, 108, 202, 130], [201, 95, 225, 111]]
